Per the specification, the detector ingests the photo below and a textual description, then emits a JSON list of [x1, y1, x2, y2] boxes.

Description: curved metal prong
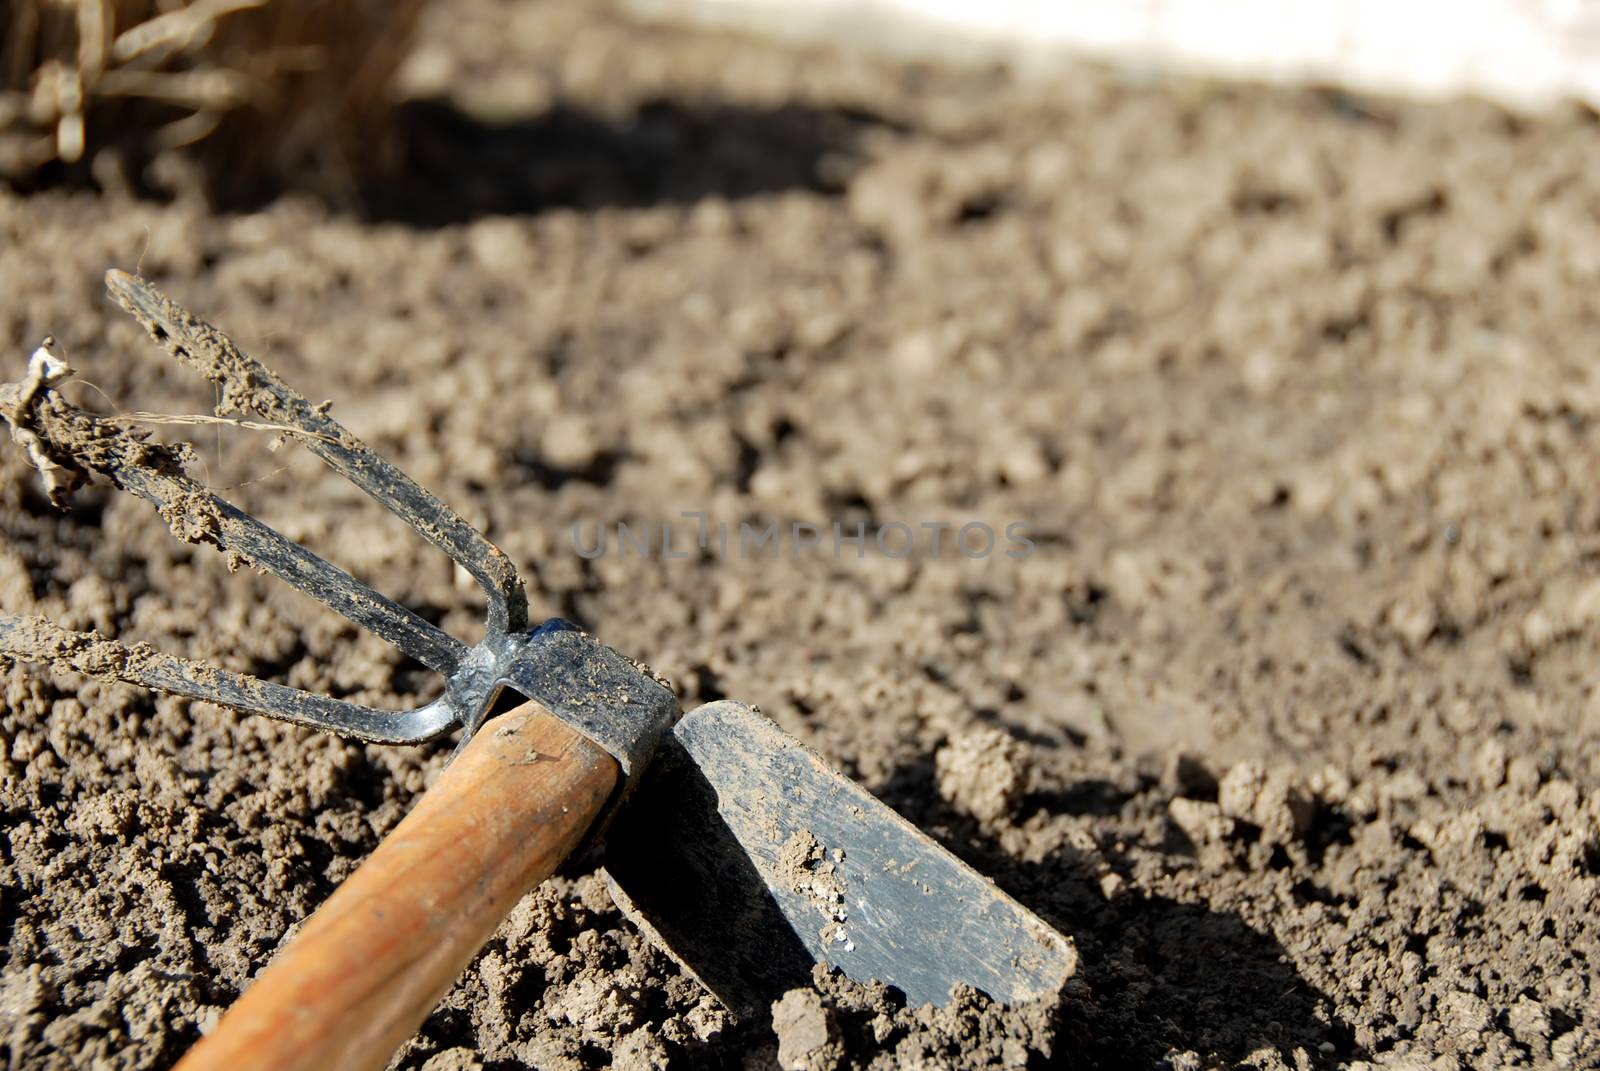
[[3, 364, 469, 676], [111, 462, 470, 677], [104, 270, 529, 635], [0, 615, 461, 745]]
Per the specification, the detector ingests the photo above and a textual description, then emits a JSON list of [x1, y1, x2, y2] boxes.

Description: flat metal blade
[[603, 701, 1077, 1020]]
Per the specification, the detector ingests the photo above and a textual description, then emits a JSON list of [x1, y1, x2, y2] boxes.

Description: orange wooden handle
[[176, 701, 619, 1071]]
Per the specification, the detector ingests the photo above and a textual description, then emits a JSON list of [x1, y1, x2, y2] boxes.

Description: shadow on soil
[[21, 96, 887, 221], [354, 97, 888, 225], [873, 759, 1362, 1070]]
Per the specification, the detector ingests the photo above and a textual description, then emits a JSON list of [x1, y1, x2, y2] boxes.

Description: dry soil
[[2, 1, 1599, 1069]]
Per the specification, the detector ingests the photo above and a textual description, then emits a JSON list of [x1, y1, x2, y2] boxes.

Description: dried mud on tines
[[2, 2, 1599, 1068]]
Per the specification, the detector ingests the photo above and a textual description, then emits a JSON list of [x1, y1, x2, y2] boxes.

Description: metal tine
[[109, 460, 470, 677], [103, 270, 529, 637], [0, 614, 459, 744]]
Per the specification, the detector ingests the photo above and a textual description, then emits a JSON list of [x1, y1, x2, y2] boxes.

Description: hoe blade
[[604, 702, 1077, 1019]]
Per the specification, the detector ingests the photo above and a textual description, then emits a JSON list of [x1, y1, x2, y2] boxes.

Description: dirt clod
[[777, 830, 851, 946], [803, 967, 1060, 1070], [1216, 762, 1317, 845], [934, 727, 1028, 823], [772, 988, 841, 1071]]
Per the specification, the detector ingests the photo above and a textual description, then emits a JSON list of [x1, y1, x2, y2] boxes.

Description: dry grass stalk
[[1, 0, 424, 196]]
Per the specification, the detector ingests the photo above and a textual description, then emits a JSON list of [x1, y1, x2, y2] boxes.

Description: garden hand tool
[[0, 271, 1077, 1071]]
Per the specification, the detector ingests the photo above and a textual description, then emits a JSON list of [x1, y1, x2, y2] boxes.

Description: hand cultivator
[[0, 272, 1076, 1071]]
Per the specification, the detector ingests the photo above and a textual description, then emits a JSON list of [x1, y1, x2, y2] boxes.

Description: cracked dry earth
[[2, 0, 1600, 1068]]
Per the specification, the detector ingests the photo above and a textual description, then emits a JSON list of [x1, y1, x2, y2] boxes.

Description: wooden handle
[[176, 701, 620, 1071]]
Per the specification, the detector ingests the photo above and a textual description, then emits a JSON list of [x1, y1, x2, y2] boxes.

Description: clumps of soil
[[772, 988, 842, 1071], [386, 872, 731, 1070], [1167, 761, 1333, 875], [0, 312, 256, 573], [0, 338, 82, 505], [778, 830, 850, 946], [1217, 763, 1316, 845], [765, 965, 1060, 1071], [934, 726, 1030, 822], [0, 335, 195, 507], [385, 871, 1060, 1071]]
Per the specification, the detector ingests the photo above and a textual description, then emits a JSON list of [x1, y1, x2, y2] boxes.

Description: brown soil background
[[3, 1, 1600, 1068]]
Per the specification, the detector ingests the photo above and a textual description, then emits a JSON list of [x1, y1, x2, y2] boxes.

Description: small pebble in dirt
[[771, 988, 843, 1071], [934, 727, 1029, 822]]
